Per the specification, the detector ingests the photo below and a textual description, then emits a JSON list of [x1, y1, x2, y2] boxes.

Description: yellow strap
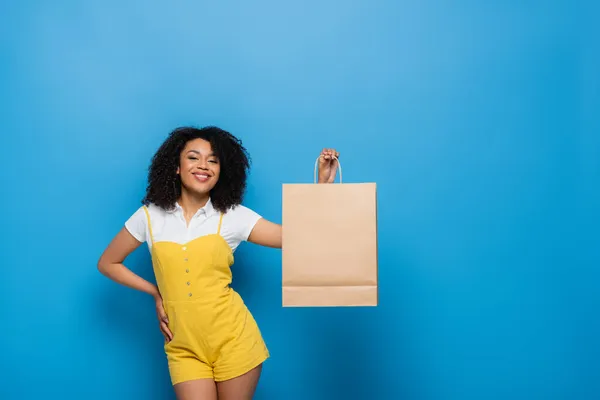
[[142, 206, 154, 245], [217, 213, 224, 235]]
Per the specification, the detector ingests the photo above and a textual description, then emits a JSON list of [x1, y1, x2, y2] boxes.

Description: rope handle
[[313, 155, 343, 184]]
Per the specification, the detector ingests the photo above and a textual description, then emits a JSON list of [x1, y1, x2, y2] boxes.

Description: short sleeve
[[227, 205, 263, 242], [124, 207, 147, 243]]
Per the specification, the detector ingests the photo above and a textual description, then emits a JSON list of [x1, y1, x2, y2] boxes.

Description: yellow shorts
[[163, 293, 270, 384]]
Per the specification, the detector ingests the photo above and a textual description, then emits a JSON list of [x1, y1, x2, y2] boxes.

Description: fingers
[[156, 306, 169, 324], [160, 311, 169, 324], [155, 299, 172, 342], [321, 148, 339, 161], [160, 321, 173, 342]]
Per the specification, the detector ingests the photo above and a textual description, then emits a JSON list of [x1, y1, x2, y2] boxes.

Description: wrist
[[149, 286, 161, 300]]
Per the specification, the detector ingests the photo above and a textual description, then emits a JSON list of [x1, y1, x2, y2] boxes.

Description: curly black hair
[[142, 126, 251, 213]]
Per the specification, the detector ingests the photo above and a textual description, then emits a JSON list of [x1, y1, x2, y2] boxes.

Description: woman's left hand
[[318, 148, 340, 183]]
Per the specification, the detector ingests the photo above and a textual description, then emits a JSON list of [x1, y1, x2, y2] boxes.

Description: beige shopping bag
[[282, 157, 378, 307]]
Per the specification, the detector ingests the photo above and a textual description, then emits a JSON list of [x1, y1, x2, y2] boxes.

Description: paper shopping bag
[[281, 157, 378, 307]]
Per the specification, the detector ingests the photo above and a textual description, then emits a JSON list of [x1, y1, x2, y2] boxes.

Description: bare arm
[[97, 227, 160, 298], [98, 227, 173, 341], [248, 218, 282, 249], [246, 148, 340, 249]]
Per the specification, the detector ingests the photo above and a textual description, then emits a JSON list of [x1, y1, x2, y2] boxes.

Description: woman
[[98, 126, 339, 400]]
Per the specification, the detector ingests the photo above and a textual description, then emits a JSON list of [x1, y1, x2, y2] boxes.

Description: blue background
[[1, 1, 598, 399]]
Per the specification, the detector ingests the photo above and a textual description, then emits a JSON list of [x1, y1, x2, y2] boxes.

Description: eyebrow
[[186, 150, 216, 157]]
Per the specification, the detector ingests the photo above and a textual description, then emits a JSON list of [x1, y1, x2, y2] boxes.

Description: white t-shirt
[[124, 198, 262, 253]]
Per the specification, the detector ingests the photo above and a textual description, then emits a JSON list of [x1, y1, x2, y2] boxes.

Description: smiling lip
[[193, 172, 210, 183]]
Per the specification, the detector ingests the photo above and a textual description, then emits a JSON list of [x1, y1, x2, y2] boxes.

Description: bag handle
[[313, 156, 343, 184]]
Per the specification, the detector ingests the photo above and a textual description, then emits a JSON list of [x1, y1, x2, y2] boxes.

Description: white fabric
[[124, 198, 262, 252]]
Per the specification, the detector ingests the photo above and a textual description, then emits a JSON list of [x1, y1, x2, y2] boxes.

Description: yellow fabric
[[143, 206, 269, 384]]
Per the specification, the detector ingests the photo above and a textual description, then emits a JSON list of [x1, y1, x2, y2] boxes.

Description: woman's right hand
[[155, 295, 173, 343]]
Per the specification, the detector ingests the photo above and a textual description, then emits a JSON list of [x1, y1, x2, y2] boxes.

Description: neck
[[178, 188, 210, 217]]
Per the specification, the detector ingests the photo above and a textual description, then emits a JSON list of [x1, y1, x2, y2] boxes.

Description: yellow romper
[[142, 206, 270, 384]]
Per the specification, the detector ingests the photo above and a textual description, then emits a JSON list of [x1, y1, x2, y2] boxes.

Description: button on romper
[[143, 206, 270, 384]]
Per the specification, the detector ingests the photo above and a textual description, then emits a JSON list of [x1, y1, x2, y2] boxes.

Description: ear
[[176, 166, 180, 175]]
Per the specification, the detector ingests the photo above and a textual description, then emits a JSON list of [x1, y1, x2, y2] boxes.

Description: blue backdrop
[[1, 1, 598, 399]]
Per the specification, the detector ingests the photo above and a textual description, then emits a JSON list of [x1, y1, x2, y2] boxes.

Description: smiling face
[[177, 138, 220, 196]]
